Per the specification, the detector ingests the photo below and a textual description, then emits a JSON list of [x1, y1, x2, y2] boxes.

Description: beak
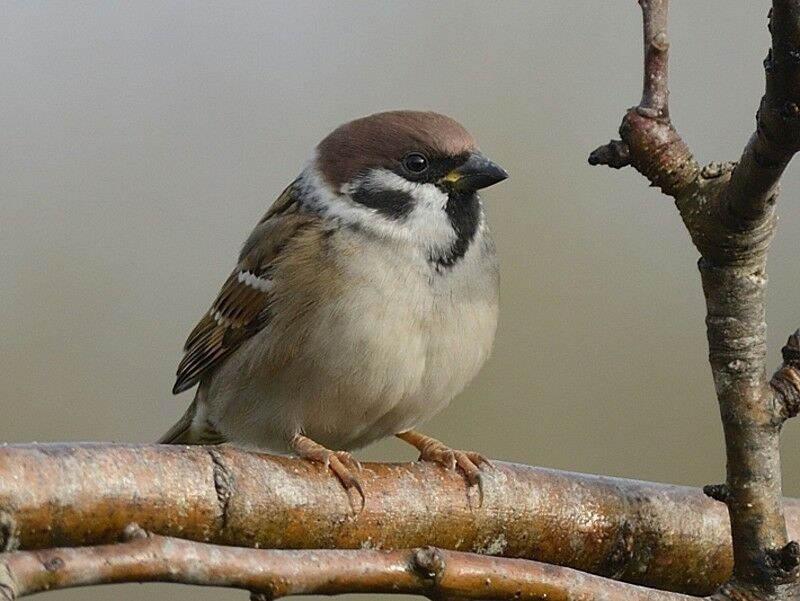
[[442, 152, 509, 191]]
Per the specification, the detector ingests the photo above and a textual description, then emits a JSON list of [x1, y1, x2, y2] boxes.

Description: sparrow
[[160, 110, 507, 505]]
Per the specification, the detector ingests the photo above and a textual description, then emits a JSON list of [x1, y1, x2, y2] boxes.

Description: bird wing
[[173, 182, 317, 394]]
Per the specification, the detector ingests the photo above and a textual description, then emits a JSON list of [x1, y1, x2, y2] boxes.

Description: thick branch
[[694, 0, 800, 587], [0, 526, 695, 601], [2, 444, 800, 596], [698, 261, 786, 586]]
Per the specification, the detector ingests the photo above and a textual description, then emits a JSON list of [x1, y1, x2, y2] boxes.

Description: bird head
[[303, 110, 508, 266]]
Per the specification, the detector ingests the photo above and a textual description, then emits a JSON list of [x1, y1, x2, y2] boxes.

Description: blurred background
[[1, 2, 798, 600]]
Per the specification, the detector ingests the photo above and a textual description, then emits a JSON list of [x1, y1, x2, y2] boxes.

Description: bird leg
[[290, 433, 364, 511], [396, 430, 491, 500]]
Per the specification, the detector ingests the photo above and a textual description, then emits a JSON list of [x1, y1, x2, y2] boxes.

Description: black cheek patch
[[351, 185, 415, 220]]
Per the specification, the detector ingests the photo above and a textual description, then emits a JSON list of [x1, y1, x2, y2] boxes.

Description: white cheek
[[347, 169, 456, 251], [404, 183, 456, 251], [297, 160, 456, 255]]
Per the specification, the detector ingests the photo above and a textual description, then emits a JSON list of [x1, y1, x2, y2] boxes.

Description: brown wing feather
[[173, 182, 315, 394]]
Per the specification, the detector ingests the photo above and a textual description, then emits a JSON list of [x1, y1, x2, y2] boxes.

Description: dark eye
[[403, 152, 428, 173]]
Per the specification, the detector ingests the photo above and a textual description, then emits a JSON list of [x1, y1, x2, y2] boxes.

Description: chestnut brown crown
[[316, 110, 479, 189]]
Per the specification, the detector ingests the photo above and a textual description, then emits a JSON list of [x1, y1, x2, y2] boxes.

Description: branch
[[2, 444, 800, 596], [590, 0, 800, 597], [588, 0, 698, 196], [639, 0, 669, 118], [771, 330, 800, 418], [726, 1, 800, 223], [0, 525, 696, 601]]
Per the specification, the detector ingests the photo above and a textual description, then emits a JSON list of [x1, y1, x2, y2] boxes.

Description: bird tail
[[159, 386, 228, 444], [158, 398, 199, 444]]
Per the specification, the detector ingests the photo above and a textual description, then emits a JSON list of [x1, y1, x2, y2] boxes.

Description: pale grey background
[[1, 2, 798, 600]]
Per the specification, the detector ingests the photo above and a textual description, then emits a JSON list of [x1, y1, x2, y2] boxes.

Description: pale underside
[[177, 163, 500, 452]]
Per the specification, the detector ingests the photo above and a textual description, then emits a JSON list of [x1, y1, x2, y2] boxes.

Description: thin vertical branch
[[589, 0, 698, 197], [639, 0, 670, 119]]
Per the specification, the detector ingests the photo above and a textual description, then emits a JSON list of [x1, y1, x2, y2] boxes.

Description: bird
[[159, 110, 507, 505]]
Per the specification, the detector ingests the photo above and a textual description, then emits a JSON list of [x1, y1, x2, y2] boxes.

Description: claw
[[336, 450, 362, 473], [472, 470, 485, 508], [328, 453, 366, 512], [396, 430, 491, 506], [291, 434, 365, 513], [467, 451, 492, 469]]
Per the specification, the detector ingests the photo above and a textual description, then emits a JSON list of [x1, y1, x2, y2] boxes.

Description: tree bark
[[0, 525, 697, 601], [1, 443, 800, 597], [591, 0, 800, 598]]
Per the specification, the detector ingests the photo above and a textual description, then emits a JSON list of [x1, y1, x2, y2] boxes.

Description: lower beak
[[443, 152, 509, 191]]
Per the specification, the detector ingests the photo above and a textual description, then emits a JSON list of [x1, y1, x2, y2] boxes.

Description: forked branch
[[591, 0, 800, 597], [589, 0, 697, 196]]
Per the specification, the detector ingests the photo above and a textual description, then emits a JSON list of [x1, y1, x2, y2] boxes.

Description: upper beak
[[442, 152, 509, 191]]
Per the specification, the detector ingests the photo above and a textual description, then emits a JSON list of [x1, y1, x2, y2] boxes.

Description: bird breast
[[207, 223, 499, 451]]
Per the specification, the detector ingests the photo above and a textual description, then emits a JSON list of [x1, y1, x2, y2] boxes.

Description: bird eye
[[403, 152, 429, 173]]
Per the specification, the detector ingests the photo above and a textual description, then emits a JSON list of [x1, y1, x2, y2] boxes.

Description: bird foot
[[291, 433, 365, 512], [396, 430, 491, 504]]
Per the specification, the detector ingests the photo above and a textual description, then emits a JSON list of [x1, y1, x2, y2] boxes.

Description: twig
[[588, 0, 698, 196], [726, 1, 800, 223], [0, 525, 697, 600], [639, 0, 670, 118], [772, 330, 800, 419], [590, 0, 800, 597], [588, 139, 630, 168]]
